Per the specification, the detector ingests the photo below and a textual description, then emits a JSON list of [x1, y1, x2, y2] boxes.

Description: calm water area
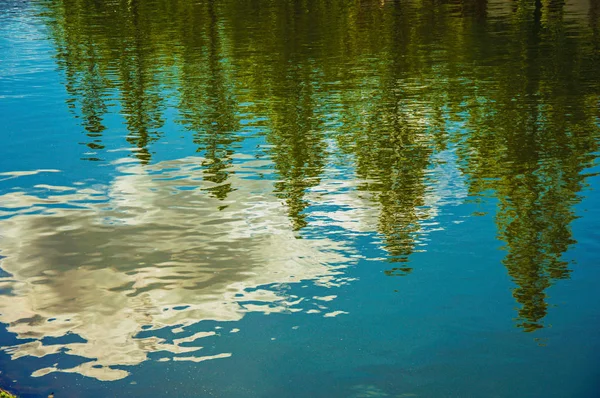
[[1, 0, 599, 397]]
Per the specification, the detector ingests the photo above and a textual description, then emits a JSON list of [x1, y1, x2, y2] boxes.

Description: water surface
[[1, 0, 600, 397]]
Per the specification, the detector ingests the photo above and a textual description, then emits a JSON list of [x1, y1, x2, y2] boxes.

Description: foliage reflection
[[33, 0, 600, 333]]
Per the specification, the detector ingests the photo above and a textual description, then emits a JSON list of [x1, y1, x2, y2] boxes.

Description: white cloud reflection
[[0, 157, 353, 381]]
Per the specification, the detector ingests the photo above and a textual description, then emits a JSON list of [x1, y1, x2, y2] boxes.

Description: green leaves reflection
[[38, 0, 600, 331]]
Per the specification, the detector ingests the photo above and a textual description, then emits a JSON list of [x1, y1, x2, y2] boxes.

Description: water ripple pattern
[[0, 0, 599, 397]]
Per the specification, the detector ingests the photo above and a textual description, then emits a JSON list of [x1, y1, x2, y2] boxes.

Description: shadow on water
[[1, 0, 600, 387]]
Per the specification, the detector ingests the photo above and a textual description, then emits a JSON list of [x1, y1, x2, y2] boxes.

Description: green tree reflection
[[37, 0, 600, 332]]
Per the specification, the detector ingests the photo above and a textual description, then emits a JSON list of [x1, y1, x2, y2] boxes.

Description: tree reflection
[[36, 0, 600, 331], [176, 0, 240, 199]]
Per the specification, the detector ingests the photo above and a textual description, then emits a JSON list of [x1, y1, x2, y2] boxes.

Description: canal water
[[0, 0, 599, 396]]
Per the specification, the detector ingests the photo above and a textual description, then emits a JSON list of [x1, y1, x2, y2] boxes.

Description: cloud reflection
[[0, 157, 353, 380]]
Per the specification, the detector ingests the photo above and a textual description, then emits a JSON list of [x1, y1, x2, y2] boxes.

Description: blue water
[[1, 0, 600, 397]]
